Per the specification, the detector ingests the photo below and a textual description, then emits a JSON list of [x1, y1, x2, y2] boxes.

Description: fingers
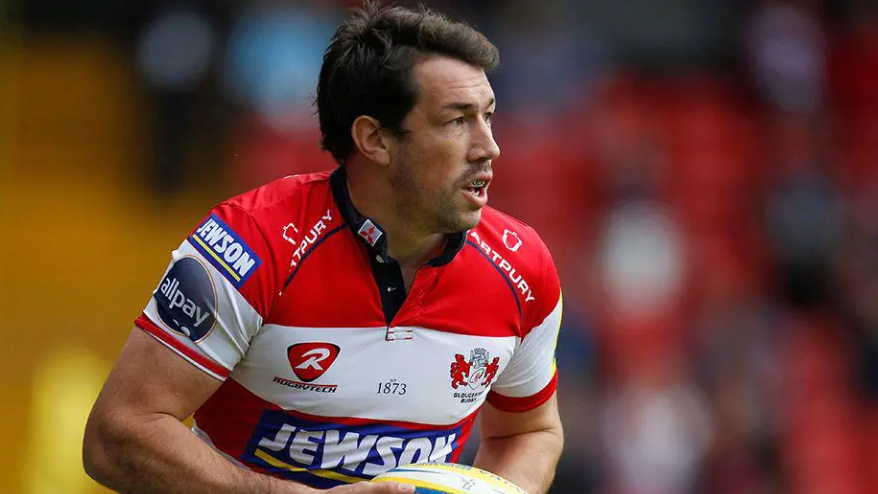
[[370, 482, 416, 493], [329, 481, 416, 493]]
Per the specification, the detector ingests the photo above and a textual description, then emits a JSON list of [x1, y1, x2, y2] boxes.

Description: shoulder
[[466, 207, 561, 329], [202, 171, 335, 249], [468, 207, 553, 272], [187, 171, 335, 294], [221, 171, 333, 221]]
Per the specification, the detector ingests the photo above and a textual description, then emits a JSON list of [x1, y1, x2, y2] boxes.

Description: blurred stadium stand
[[3, 1, 878, 493]]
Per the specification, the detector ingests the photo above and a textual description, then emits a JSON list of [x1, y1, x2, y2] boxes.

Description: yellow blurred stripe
[[24, 348, 110, 494], [253, 449, 365, 485]]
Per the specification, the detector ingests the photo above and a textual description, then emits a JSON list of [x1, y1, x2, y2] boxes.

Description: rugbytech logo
[[190, 213, 262, 288], [273, 343, 341, 394], [288, 343, 340, 382], [154, 256, 217, 342]]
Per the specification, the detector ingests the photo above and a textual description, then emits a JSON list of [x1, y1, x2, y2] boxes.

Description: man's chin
[[454, 210, 483, 232], [435, 215, 481, 234]]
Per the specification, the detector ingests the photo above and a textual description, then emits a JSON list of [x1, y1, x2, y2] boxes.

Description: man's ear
[[351, 115, 392, 166]]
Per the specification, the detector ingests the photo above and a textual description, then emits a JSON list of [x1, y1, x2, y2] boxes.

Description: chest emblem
[[287, 342, 340, 382], [450, 348, 501, 391]]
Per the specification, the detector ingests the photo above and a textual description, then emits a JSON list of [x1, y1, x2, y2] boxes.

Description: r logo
[[287, 343, 340, 382], [296, 349, 331, 371]]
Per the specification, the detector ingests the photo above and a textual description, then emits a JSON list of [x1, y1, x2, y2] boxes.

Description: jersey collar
[[330, 167, 466, 267]]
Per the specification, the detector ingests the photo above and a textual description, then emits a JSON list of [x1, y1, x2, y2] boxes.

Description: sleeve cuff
[[136, 313, 231, 380], [486, 371, 558, 413]]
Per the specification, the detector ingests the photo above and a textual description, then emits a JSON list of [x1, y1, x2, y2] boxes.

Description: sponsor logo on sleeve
[[242, 411, 462, 486], [189, 213, 262, 288], [154, 256, 217, 342]]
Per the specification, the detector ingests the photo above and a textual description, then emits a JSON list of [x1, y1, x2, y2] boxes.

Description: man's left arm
[[475, 229, 564, 494], [474, 394, 563, 494]]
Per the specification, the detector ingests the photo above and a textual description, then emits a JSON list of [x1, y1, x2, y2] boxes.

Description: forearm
[[83, 412, 311, 494], [472, 429, 563, 494]]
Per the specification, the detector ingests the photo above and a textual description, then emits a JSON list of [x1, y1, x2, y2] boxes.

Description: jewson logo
[[243, 411, 461, 488], [189, 214, 262, 288], [154, 256, 217, 342]]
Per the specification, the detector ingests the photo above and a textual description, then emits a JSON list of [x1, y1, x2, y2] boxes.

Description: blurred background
[[2, 0, 878, 493]]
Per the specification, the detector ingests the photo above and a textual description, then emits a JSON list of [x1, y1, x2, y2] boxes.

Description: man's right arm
[[83, 327, 310, 494], [82, 328, 412, 494]]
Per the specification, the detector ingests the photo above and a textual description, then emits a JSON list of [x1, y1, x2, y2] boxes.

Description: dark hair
[[316, 2, 499, 164]]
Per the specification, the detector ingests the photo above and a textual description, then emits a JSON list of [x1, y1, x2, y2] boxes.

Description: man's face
[[388, 56, 500, 234]]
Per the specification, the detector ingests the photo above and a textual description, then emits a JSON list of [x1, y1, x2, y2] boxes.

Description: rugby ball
[[371, 462, 528, 494]]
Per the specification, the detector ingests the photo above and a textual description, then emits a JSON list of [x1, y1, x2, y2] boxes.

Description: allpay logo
[[190, 213, 262, 288], [154, 257, 217, 342]]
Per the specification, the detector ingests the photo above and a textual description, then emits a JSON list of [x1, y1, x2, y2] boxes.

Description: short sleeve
[[135, 204, 279, 380], [487, 244, 562, 412]]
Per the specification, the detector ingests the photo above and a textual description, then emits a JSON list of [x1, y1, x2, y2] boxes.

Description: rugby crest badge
[[449, 348, 500, 390]]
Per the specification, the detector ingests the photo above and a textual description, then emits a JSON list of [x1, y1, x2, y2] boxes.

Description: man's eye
[[450, 117, 466, 126], [484, 112, 494, 126]]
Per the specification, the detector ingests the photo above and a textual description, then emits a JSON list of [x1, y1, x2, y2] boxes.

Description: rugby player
[[83, 3, 564, 494]]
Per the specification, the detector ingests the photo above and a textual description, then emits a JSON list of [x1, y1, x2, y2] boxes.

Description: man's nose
[[469, 121, 500, 163]]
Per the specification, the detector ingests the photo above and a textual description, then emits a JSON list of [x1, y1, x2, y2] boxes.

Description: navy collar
[[329, 167, 466, 267]]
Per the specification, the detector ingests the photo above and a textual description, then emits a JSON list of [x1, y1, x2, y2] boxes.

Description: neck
[[344, 163, 444, 267]]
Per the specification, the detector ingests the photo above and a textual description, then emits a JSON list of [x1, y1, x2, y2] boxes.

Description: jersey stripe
[[136, 314, 231, 379], [465, 241, 522, 317], [283, 224, 348, 290], [486, 370, 557, 413], [229, 324, 515, 424]]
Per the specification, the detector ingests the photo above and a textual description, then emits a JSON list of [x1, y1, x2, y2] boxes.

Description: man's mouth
[[462, 173, 492, 207], [467, 179, 487, 194]]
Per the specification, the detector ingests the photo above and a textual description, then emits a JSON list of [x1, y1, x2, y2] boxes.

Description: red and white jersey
[[135, 168, 562, 488]]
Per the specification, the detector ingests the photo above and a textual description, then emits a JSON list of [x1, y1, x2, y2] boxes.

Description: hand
[[322, 481, 415, 493]]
